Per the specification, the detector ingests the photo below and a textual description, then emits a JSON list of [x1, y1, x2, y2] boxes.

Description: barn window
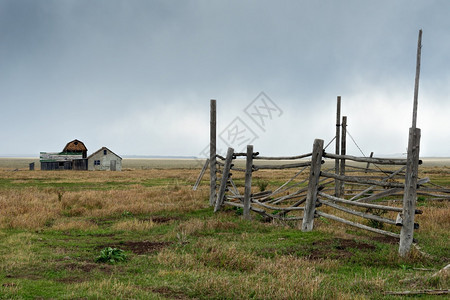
[[103, 149, 107, 155], [94, 160, 100, 166]]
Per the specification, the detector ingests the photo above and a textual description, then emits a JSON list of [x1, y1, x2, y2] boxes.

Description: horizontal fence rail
[[323, 152, 410, 165]]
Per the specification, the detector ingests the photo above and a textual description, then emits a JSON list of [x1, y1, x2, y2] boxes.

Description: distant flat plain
[[1, 157, 450, 170]]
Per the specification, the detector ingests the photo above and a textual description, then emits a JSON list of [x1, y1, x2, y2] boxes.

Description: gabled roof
[[87, 147, 122, 160], [63, 139, 87, 152]]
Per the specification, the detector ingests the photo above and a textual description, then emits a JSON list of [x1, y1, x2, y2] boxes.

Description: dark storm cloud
[[0, 0, 449, 156]]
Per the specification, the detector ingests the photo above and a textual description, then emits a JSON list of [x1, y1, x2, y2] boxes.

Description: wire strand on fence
[[346, 128, 398, 177], [324, 136, 336, 151]]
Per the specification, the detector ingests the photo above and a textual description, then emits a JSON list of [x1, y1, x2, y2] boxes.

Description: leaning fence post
[[365, 152, 374, 173], [243, 145, 253, 220], [214, 147, 234, 212], [302, 139, 324, 232], [209, 99, 217, 206], [193, 158, 210, 191]]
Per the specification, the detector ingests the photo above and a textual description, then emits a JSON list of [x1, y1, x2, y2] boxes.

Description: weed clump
[[256, 180, 269, 192], [365, 208, 387, 229], [95, 247, 127, 264]]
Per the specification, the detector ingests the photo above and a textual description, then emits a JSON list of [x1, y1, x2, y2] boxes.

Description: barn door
[[110, 160, 116, 171]]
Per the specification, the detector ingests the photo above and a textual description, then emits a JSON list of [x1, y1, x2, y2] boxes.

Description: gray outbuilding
[[87, 147, 122, 171]]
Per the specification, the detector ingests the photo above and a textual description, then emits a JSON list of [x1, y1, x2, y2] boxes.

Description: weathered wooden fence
[[209, 139, 432, 257], [213, 146, 315, 222], [197, 30, 449, 256]]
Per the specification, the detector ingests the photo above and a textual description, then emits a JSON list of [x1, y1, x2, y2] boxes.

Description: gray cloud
[[1, 0, 449, 157]]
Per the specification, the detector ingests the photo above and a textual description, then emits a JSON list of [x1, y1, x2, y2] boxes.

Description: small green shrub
[[256, 180, 269, 192], [234, 207, 243, 216], [365, 208, 387, 229], [95, 247, 127, 263], [417, 196, 427, 207], [122, 210, 133, 218]]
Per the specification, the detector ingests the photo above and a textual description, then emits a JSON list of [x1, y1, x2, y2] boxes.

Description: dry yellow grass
[[51, 219, 99, 231], [71, 278, 143, 299], [0, 166, 448, 235], [0, 169, 208, 229], [112, 218, 156, 231], [0, 188, 60, 229], [176, 218, 238, 236]]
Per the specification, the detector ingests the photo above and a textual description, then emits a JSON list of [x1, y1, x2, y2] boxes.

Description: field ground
[[2, 157, 450, 170], [0, 159, 448, 299]]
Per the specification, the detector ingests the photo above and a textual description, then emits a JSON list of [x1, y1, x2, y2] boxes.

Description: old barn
[[40, 140, 121, 171], [40, 139, 88, 170]]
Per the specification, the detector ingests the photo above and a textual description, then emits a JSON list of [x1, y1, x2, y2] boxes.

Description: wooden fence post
[[412, 29, 422, 130], [365, 152, 374, 173], [399, 128, 421, 256], [214, 147, 234, 212], [335, 96, 341, 197], [210, 99, 217, 206], [243, 145, 253, 220], [302, 139, 324, 232], [339, 116, 347, 197], [399, 30, 423, 257]]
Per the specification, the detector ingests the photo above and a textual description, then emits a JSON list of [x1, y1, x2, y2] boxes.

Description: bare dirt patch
[[4, 272, 43, 281], [151, 287, 192, 300], [307, 238, 376, 260], [52, 262, 115, 283], [259, 238, 378, 260], [61, 262, 114, 273], [149, 216, 179, 223], [370, 235, 399, 245]]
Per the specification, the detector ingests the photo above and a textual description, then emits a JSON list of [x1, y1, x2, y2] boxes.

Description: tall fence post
[[214, 147, 234, 213], [243, 145, 253, 220], [339, 116, 347, 197], [399, 128, 421, 256], [335, 96, 341, 197], [411, 29, 422, 130], [399, 30, 423, 257], [209, 99, 217, 206], [302, 139, 324, 232]]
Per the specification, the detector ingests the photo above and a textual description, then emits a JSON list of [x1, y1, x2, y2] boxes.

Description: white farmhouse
[[87, 147, 122, 171]]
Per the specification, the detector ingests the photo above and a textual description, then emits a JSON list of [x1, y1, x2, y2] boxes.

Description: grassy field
[[2, 157, 450, 170], [0, 159, 448, 299]]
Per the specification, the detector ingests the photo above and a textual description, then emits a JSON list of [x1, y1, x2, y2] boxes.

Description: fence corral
[[196, 30, 450, 256], [206, 138, 448, 256]]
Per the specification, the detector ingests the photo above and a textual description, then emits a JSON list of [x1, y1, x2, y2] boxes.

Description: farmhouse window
[[94, 160, 100, 165], [103, 150, 107, 155]]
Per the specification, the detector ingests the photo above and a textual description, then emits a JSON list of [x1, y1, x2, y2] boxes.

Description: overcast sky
[[1, 0, 449, 158]]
